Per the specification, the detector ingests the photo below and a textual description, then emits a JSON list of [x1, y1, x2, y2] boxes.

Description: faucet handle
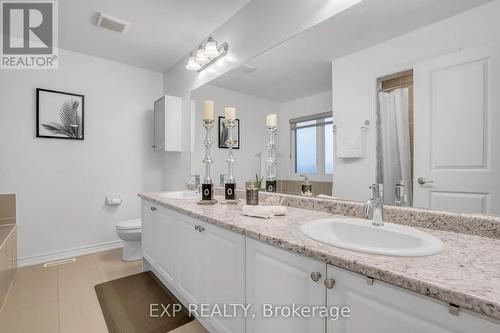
[[369, 184, 384, 197], [363, 199, 372, 218]]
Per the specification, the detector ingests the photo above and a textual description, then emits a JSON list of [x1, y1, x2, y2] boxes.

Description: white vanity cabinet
[[326, 265, 500, 333], [141, 201, 157, 265], [246, 238, 326, 333], [142, 200, 500, 333], [202, 220, 246, 333], [142, 203, 245, 333]]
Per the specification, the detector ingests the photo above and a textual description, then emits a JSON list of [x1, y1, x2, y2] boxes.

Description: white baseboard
[[17, 240, 123, 267]]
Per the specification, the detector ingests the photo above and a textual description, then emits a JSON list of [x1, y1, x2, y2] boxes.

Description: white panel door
[[413, 45, 500, 214], [246, 238, 326, 333], [141, 202, 157, 265], [155, 207, 179, 286], [327, 265, 500, 333], [202, 223, 246, 333], [175, 212, 203, 305]]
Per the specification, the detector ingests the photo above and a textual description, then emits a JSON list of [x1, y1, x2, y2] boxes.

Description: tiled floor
[[0, 248, 208, 333]]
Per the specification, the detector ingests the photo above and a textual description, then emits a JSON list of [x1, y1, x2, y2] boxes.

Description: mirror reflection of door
[[413, 46, 500, 215]]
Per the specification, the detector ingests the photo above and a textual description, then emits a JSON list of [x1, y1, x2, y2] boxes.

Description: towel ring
[[332, 120, 370, 132]]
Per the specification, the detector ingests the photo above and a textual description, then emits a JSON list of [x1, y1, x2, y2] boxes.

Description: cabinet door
[[155, 207, 179, 286], [153, 98, 164, 152], [327, 265, 500, 333], [175, 213, 203, 305], [141, 202, 156, 265], [246, 238, 326, 333], [202, 223, 245, 333]]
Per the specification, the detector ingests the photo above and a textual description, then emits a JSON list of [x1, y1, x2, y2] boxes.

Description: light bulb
[[195, 45, 209, 65], [185, 53, 201, 71], [204, 37, 220, 58]]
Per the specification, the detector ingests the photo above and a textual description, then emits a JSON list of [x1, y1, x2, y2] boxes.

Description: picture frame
[[36, 88, 85, 140], [218, 116, 240, 149]]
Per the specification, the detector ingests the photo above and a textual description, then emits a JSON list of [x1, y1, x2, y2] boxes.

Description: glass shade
[[185, 54, 201, 71], [195, 46, 209, 65], [205, 37, 220, 58]]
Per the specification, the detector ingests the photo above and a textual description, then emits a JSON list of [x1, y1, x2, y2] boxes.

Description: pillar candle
[[266, 113, 277, 127], [203, 100, 214, 121], [225, 107, 236, 120]]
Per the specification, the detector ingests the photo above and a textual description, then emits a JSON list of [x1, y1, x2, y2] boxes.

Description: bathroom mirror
[[189, 0, 499, 216]]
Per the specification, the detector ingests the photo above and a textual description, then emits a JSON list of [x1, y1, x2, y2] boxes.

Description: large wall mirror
[[188, 0, 499, 217]]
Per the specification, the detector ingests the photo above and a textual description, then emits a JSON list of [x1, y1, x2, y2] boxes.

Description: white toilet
[[116, 218, 142, 261]]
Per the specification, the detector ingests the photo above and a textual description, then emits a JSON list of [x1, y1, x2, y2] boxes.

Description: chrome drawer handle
[[324, 278, 336, 289], [310, 272, 322, 282]]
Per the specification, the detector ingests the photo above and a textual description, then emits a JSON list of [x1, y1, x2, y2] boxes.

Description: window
[[291, 112, 334, 178]]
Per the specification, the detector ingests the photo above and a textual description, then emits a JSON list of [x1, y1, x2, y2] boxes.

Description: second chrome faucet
[[363, 184, 384, 226]]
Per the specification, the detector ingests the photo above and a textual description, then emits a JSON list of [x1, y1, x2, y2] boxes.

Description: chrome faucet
[[186, 175, 201, 193], [363, 184, 384, 226], [394, 180, 408, 207]]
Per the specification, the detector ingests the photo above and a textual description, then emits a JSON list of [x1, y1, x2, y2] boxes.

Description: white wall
[[332, 0, 500, 202], [190, 85, 278, 187], [277, 91, 332, 181], [0, 49, 164, 263]]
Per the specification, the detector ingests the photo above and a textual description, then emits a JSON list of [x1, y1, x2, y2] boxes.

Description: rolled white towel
[[268, 205, 287, 216], [241, 205, 288, 219], [317, 194, 339, 200]]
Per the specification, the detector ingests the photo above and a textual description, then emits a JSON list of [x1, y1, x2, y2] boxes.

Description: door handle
[[417, 177, 434, 185], [310, 272, 322, 282], [150, 206, 157, 211]]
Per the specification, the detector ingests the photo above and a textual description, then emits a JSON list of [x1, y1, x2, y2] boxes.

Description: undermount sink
[[159, 191, 200, 199], [300, 217, 443, 257]]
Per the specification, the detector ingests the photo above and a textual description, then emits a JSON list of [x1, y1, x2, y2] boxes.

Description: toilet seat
[[116, 218, 141, 230]]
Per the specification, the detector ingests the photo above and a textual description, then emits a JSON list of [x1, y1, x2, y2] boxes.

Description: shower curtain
[[378, 88, 412, 206]]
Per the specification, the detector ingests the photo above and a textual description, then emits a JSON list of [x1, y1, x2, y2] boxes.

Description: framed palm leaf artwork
[[36, 88, 85, 140]]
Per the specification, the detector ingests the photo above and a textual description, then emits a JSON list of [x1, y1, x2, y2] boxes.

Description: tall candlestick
[[200, 118, 216, 204], [203, 100, 214, 121], [265, 117, 278, 192], [224, 115, 237, 202]]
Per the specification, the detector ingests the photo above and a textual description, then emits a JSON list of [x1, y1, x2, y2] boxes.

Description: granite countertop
[[0, 224, 15, 249], [139, 192, 500, 321]]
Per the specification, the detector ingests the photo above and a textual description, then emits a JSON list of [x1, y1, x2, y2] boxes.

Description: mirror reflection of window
[[291, 113, 334, 177], [295, 120, 317, 174]]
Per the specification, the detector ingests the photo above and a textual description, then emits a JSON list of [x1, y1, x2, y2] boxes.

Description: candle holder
[[199, 119, 217, 205], [265, 126, 277, 192], [223, 118, 238, 203]]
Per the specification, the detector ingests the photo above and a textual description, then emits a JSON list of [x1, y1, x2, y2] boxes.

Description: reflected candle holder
[[265, 126, 277, 192], [223, 118, 237, 203]]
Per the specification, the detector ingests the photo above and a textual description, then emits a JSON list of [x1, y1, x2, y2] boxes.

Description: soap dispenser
[[300, 174, 313, 197]]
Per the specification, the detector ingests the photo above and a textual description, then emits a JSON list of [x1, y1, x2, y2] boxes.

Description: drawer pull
[[150, 207, 157, 211], [324, 278, 336, 289], [310, 272, 322, 282]]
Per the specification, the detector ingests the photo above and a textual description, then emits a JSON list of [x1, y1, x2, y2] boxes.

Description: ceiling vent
[[96, 12, 130, 33]]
